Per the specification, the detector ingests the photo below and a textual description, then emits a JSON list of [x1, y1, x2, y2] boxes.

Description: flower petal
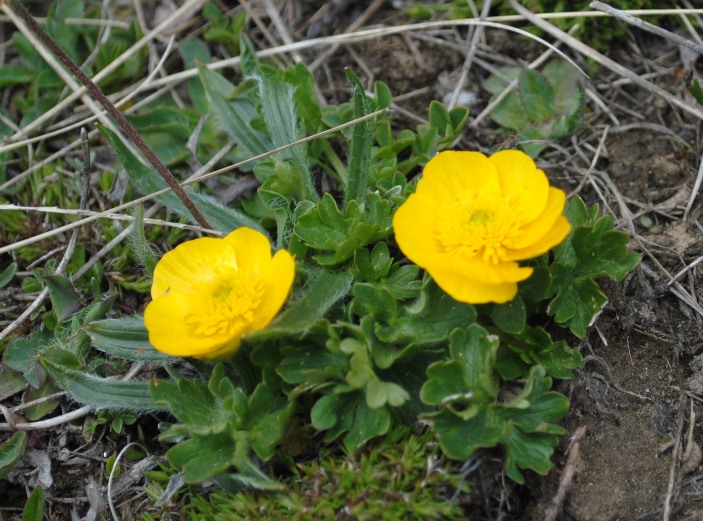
[[416, 151, 501, 201], [250, 249, 296, 331], [489, 150, 549, 224], [144, 292, 239, 358], [151, 237, 236, 298], [509, 187, 568, 250], [224, 227, 274, 275], [431, 263, 527, 304], [392, 191, 442, 268], [505, 215, 571, 261]]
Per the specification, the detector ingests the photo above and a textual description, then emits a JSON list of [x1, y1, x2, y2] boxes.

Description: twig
[[663, 364, 687, 521], [590, 1, 703, 55], [107, 441, 150, 521], [508, 0, 703, 121], [4, 0, 210, 229], [544, 425, 587, 521], [684, 151, 703, 220]]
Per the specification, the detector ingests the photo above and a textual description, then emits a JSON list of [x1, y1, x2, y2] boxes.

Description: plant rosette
[[6, 57, 639, 491]]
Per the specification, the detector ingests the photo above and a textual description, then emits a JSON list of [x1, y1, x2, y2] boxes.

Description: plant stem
[[8, 0, 211, 229]]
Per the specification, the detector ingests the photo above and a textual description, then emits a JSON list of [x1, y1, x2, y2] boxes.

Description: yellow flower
[[144, 227, 295, 359], [393, 150, 570, 304]]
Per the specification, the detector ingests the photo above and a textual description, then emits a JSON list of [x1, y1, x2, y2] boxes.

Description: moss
[[182, 428, 469, 521]]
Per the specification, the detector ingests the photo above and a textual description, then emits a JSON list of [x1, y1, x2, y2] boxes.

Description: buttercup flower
[[144, 227, 295, 359], [393, 150, 570, 304]]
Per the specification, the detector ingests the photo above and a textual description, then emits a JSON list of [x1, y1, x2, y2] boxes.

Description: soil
[[3, 2, 703, 520]]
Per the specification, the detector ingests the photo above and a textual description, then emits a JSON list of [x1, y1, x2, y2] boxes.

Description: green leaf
[[250, 400, 293, 461], [0, 364, 27, 401], [549, 196, 641, 337], [420, 325, 499, 407], [166, 432, 237, 483], [3, 338, 45, 389], [150, 377, 223, 431], [128, 205, 158, 278], [0, 261, 17, 289], [519, 69, 555, 125], [42, 352, 160, 412], [0, 432, 26, 479], [545, 60, 583, 117], [312, 391, 391, 451], [343, 69, 374, 208], [688, 78, 703, 105], [490, 296, 526, 334], [22, 486, 45, 521], [481, 66, 520, 95], [366, 378, 409, 409], [24, 380, 61, 421], [179, 38, 211, 114], [311, 394, 339, 431], [198, 65, 271, 158], [548, 277, 606, 339], [240, 38, 316, 202], [488, 93, 528, 131], [0, 65, 35, 87], [43, 274, 81, 322], [374, 282, 476, 348], [254, 269, 353, 338], [294, 192, 392, 265], [276, 344, 348, 385], [426, 365, 568, 484], [85, 317, 169, 361], [501, 326, 583, 380]]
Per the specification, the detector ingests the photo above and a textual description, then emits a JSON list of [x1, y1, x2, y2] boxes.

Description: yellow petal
[[489, 150, 549, 224], [509, 187, 568, 250], [505, 215, 571, 261], [223, 227, 273, 275], [416, 151, 500, 201], [144, 292, 239, 358], [430, 252, 533, 283], [151, 238, 235, 298], [392, 191, 442, 268], [250, 249, 296, 331], [431, 264, 525, 304]]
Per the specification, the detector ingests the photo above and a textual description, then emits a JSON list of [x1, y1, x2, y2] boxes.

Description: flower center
[[184, 270, 265, 337], [436, 191, 520, 264]]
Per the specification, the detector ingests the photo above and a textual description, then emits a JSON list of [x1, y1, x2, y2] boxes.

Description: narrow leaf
[[252, 269, 353, 338], [0, 432, 27, 479], [0, 262, 17, 289], [44, 274, 81, 322], [22, 486, 45, 521], [42, 353, 161, 412], [343, 69, 374, 208], [85, 317, 169, 361]]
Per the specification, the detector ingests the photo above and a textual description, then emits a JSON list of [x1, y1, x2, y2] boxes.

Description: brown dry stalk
[[544, 425, 587, 521], [6, 0, 211, 229]]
